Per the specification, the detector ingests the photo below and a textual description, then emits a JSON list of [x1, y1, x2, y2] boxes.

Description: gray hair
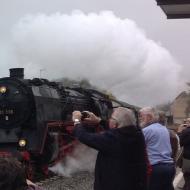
[[158, 111, 166, 125], [112, 107, 137, 128]]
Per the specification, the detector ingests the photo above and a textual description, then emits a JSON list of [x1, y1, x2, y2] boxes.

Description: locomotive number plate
[[0, 109, 14, 115]]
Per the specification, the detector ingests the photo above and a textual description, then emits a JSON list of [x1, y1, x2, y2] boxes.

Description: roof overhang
[[156, 0, 190, 19]]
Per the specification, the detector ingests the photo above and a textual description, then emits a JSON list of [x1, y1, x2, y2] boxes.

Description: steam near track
[[9, 10, 184, 106], [43, 144, 96, 190], [49, 144, 97, 176]]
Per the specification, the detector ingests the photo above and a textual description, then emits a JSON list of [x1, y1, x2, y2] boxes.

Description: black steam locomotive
[[0, 68, 136, 178]]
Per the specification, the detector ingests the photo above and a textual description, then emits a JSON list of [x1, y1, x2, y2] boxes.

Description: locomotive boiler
[[0, 68, 136, 179]]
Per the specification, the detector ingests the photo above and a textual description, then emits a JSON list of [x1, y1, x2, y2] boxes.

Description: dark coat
[[179, 127, 190, 159], [73, 124, 148, 190]]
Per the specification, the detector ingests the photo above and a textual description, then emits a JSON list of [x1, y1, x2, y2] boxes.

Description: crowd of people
[[0, 106, 189, 190], [72, 106, 187, 190]]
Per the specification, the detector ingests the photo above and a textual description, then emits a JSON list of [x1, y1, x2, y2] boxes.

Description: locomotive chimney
[[9, 68, 24, 79]]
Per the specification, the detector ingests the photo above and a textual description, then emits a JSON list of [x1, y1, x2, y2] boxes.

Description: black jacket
[[179, 127, 190, 159], [73, 124, 148, 190]]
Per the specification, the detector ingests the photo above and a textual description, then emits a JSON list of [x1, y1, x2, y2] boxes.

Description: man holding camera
[[72, 107, 148, 190]]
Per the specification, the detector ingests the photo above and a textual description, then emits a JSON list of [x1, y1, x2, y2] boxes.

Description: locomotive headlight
[[0, 86, 7, 93], [18, 139, 27, 147]]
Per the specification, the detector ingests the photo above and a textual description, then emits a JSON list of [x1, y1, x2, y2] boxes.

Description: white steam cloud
[[49, 143, 97, 176], [12, 10, 183, 106]]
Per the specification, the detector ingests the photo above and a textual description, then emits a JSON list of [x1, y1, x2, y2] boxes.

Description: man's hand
[[72, 111, 82, 122], [72, 110, 101, 125], [83, 111, 101, 124]]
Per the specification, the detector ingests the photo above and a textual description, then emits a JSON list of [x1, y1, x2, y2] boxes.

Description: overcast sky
[[1, 0, 190, 106]]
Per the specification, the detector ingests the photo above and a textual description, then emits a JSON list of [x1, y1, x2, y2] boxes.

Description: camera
[[81, 111, 90, 120]]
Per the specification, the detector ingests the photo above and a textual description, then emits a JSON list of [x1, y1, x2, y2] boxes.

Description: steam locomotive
[[0, 68, 136, 179]]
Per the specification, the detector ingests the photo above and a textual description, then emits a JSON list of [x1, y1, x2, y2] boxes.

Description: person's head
[[158, 111, 166, 126], [109, 107, 137, 129], [183, 119, 187, 124], [186, 118, 190, 126], [0, 157, 27, 190], [139, 107, 158, 128]]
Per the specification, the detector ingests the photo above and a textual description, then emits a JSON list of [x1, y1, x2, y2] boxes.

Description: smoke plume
[[12, 10, 183, 106], [49, 143, 97, 176]]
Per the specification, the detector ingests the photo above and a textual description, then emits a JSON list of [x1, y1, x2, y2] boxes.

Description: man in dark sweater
[[72, 107, 148, 190]]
